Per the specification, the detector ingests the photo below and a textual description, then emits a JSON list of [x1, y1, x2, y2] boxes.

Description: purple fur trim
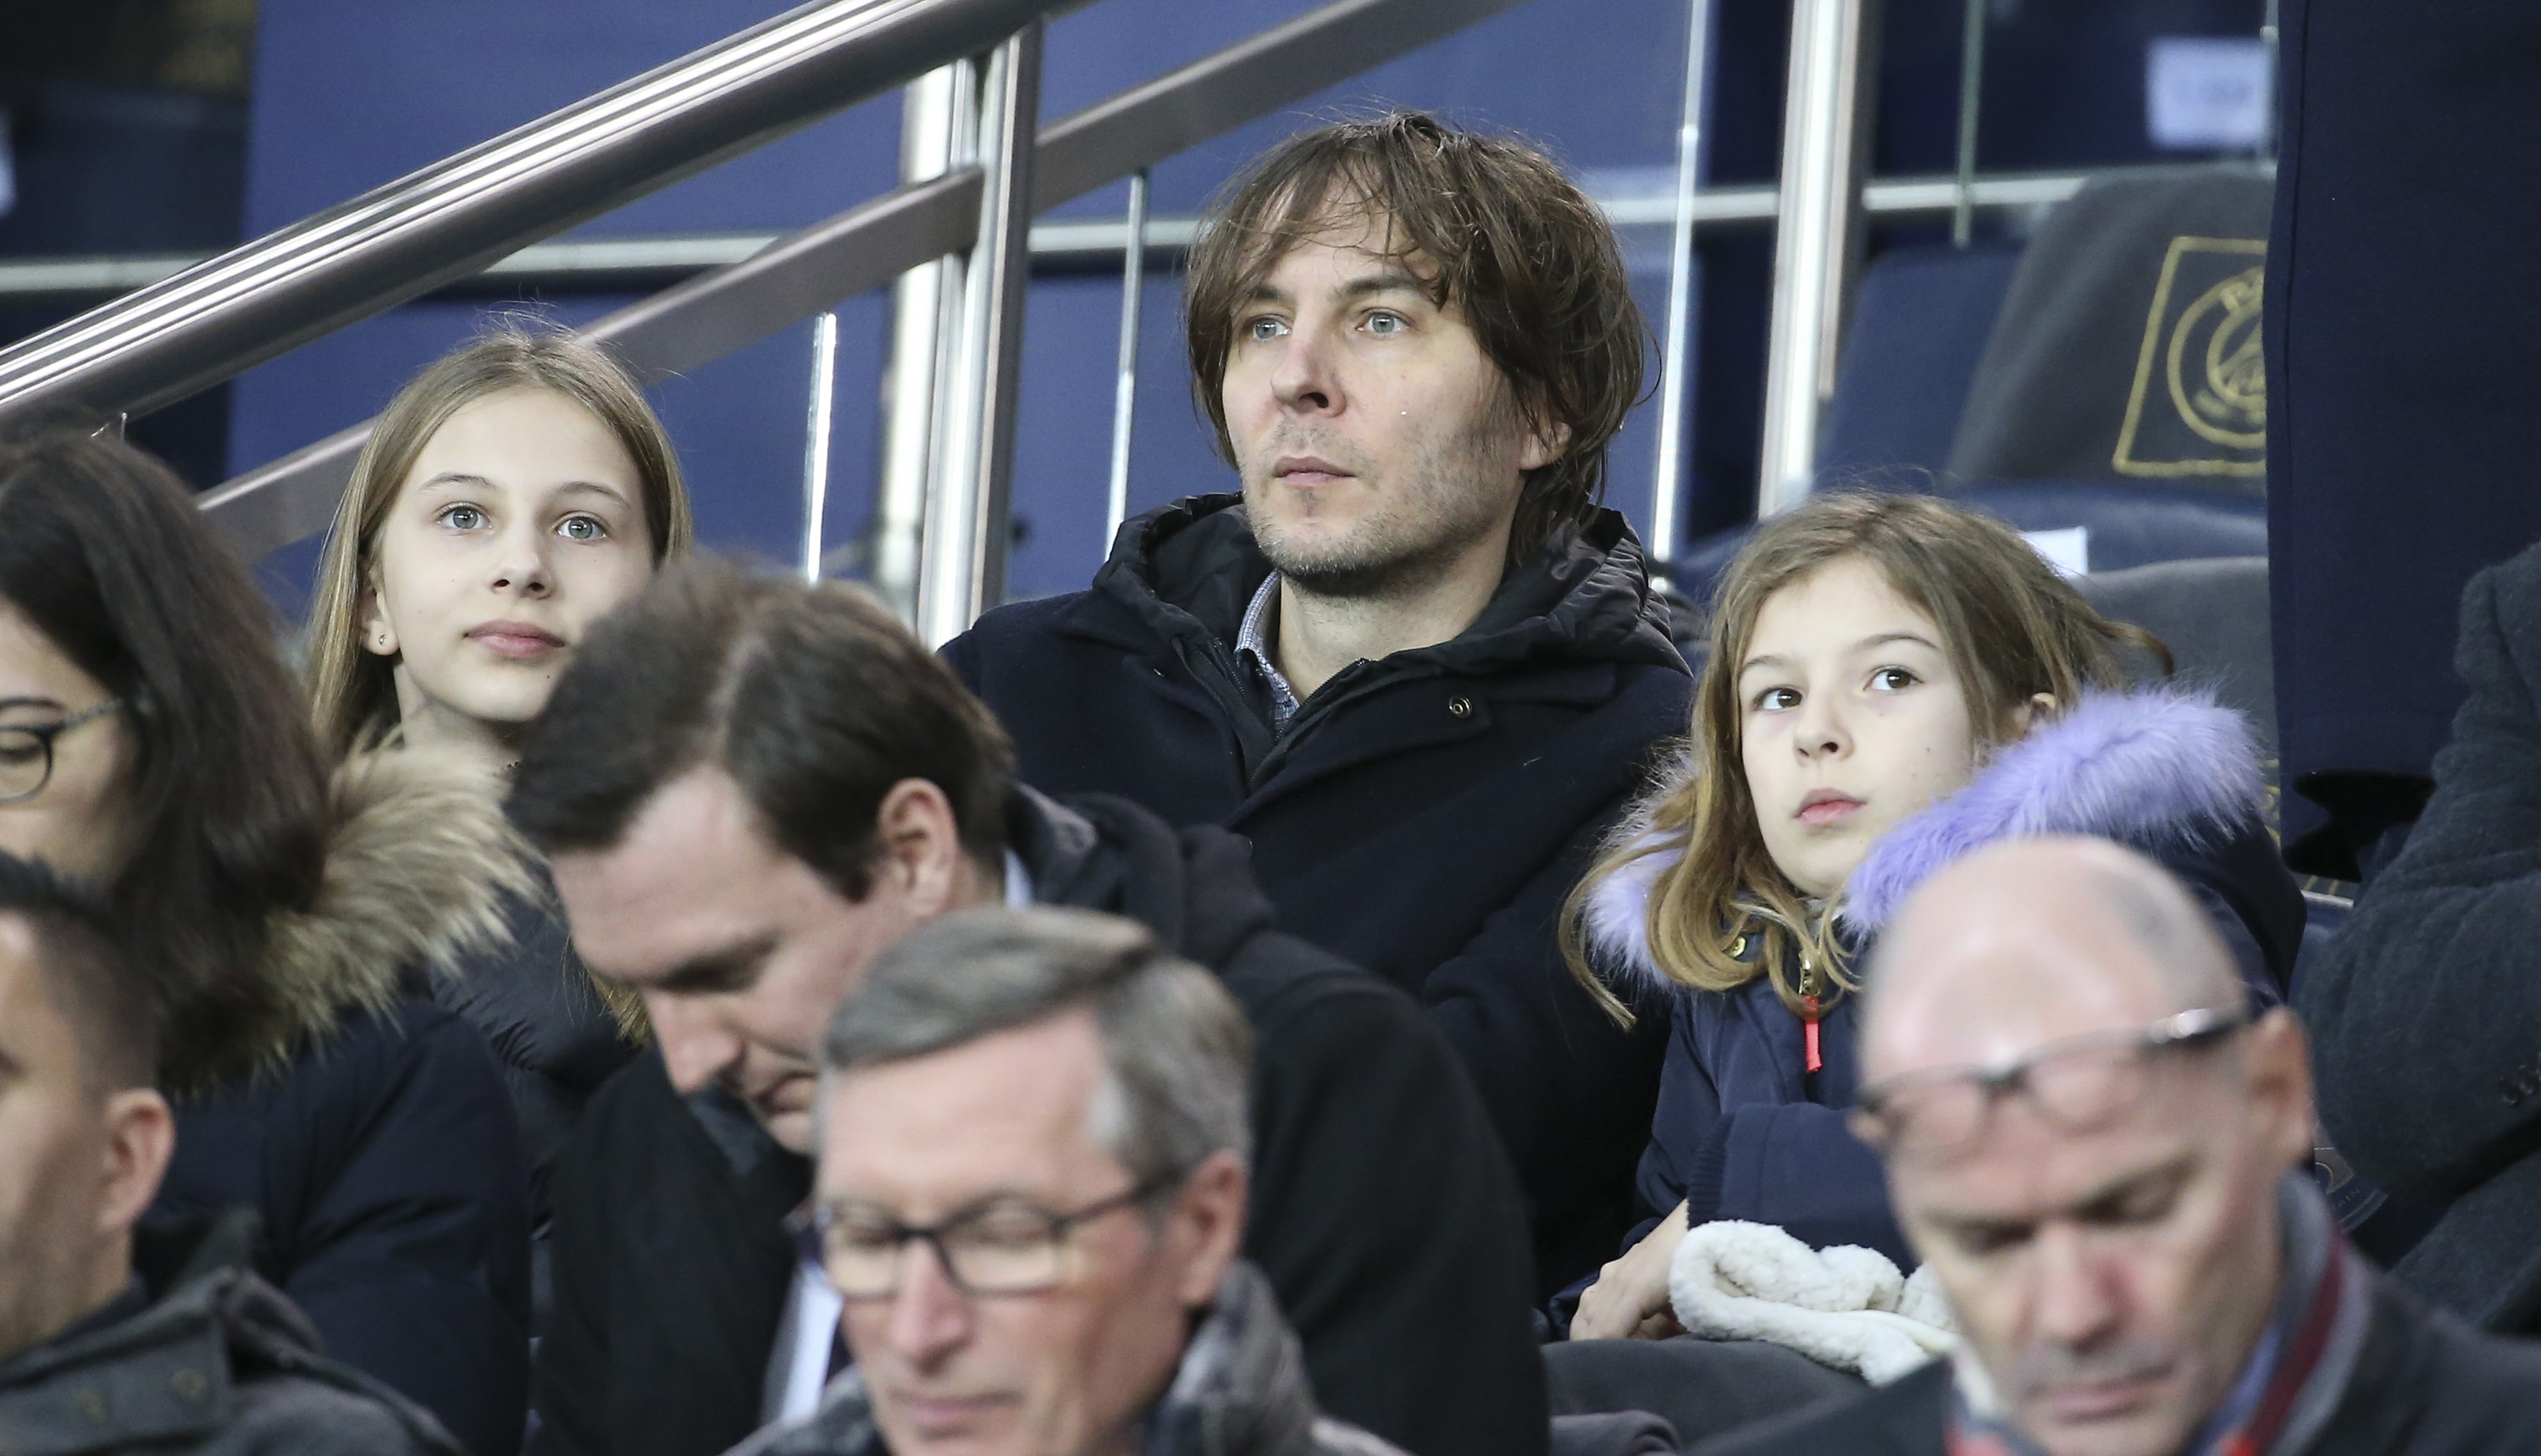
[[1840, 689, 2261, 931], [1580, 690, 2261, 984], [1577, 747, 1696, 992]]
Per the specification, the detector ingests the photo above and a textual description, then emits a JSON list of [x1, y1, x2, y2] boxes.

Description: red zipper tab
[[1803, 995, 1824, 1074]]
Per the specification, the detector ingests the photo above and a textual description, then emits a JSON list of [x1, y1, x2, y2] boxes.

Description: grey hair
[[822, 906, 1254, 1184]]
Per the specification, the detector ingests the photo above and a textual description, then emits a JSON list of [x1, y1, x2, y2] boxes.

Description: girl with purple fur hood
[[1558, 492, 2304, 1342]]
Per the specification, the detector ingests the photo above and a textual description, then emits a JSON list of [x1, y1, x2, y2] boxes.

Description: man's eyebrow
[[1335, 268, 1433, 303], [652, 934, 781, 996]]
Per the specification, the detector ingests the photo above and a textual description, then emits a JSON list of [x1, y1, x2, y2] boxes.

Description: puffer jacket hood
[[169, 748, 535, 1094], [728, 1263, 1403, 1456], [1580, 688, 2269, 988], [1090, 494, 1683, 681]]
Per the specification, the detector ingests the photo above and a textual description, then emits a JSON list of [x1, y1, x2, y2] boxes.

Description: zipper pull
[[1798, 960, 1825, 1074]]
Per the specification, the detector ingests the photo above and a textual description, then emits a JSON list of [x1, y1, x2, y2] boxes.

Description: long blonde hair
[[303, 324, 695, 761], [1564, 492, 2166, 1022]]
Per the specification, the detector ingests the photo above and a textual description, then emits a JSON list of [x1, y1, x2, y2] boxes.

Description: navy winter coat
[[1576, 691, 2306, 1268], [146, 750, 535, 1456], [944, 495, 1692, 1290], [2266, 0, 2541, 878]]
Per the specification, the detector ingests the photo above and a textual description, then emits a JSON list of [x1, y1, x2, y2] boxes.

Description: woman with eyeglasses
[[0, 430, 533, 1456], [1553, 492, 2304, 1352]]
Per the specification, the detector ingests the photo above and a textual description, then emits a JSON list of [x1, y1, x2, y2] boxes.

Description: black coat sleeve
[[531, 1051, 806, 1456], [2301, 545, 2541, 1199], [268, 1005, 532, 1456], [1414, 821, 1672, 1287], [1230, 949, 1549, 1456]]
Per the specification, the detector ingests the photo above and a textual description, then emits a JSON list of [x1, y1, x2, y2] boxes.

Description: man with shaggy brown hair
[[944, 112, 1691, 1294]]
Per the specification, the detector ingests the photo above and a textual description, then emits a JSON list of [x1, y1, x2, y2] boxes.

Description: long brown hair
[[1563, 492, 2167, 1022], [1182, 111, 1649, 563], [303, 324, 695, 760], [0, 432, 331, 1088]]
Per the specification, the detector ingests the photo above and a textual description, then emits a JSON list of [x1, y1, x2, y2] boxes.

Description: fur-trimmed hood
[[1581, 688, 2267, 988], [169, 748, 536, 1093]]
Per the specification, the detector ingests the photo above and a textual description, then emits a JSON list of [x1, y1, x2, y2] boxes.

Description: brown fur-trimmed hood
[[166, 747, 538, 1093]]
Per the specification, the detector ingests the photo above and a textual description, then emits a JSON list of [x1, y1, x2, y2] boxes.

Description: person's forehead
[[1255, 203, 1435, 290], [549, 768, 833, 976], [1867, 897, 2177, 1081], [1745, 559, 1941, 662], [0, 919, 70, 1067], [820, 1010, 1121, 1206]]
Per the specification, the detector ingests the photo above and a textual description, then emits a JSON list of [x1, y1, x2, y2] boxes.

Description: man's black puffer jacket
[[944, 495, 1693, 1293], [531, 789, 1547, 1456]]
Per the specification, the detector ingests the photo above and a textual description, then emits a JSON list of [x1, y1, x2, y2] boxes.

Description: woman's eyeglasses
[[0, 699, 125, 805], [1849, 1005, 2252, 1158], [789, 1171, 1181, 1300]]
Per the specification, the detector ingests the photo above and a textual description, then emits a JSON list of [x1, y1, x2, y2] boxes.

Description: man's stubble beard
[[1243, 404, 1523, 603]]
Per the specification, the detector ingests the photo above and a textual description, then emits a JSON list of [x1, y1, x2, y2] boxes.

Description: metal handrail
[[191, 0, 1542, 558], [0, 0, 1071, 433]]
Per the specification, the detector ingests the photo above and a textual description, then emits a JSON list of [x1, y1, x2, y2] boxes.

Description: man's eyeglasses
[[790, 1172, 1181, 1299], [0, 699, 125, 805], [1849, 1005, 2252, 1158]]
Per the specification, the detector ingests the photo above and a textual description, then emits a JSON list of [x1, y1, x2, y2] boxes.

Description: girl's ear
[[2010, 692, 2058, 737], [358, 568, 399, 659]]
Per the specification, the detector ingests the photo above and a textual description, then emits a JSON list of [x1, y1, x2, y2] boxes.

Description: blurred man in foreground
[[1699, 837, 2541, 1456], [0, 852, 459, 1455], [734, 906, 1398, 1456]]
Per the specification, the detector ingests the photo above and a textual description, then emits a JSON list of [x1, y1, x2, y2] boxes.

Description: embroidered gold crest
[[2113, 235, 2267, 478]]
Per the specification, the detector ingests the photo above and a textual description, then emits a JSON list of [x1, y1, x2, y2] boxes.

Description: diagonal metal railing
[[0, 0, 1547, 567]]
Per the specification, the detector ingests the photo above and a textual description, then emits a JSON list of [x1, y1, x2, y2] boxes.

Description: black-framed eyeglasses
[[1850, 1005, 2252, 1158], [0, 699, 124, 805], [789, 1171, 1182, 1300]]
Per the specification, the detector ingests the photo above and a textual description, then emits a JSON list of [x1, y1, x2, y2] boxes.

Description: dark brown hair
[[0, 433, 330, 1086], [1184, 111, 1649, 562], [0, 850, 158, 1093], [1563, 492, 2170, 1022], [508, 556, 1016, 897]]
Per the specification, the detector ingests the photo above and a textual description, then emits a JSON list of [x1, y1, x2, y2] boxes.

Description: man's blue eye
[[1366, 312, 1405, 335], [1246, 318, 1287, 341]]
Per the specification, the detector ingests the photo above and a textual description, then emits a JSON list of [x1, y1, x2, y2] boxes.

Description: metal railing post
[[1951, 0, 1986, 247], [915, 20, 1042, 646], [1103, 168, 1149, 546], [874, 64, 971, 621], [1755, 0, 1876, 517], [800, 309, 840, 582], [1648, 0, 1715, 566]]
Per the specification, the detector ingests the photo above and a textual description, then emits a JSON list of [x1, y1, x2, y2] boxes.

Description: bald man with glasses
[[1699, 837, 2541, 1456]]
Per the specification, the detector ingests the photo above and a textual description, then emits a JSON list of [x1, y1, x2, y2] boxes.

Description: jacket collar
[[0, 1211, 315, 1456], [169, 747, 538, 1093], [1581, 689, 2265, 989], [756, 1263, 1319, 1456], [1068, 493, 1685, 678]]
